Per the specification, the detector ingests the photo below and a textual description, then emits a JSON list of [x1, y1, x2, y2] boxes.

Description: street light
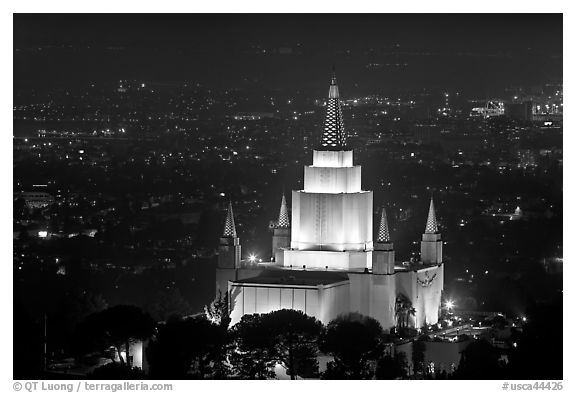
[[445, 300, 455, 310], [248, 254, 257, 263]]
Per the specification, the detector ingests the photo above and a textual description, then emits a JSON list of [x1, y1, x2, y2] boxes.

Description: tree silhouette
[[454, 339, 504, 379], [320, 313, 384, 379], [229, 314, 277, 379], [412, 337, 427, 375], [259, 309, 323, 379], [73, 305, 155, 368], [507, 298, 562, 379], [375, 352, 408, 379], [395, 293, 416, 329], [54, 289, 108, 357], [146, 316, 228, 379], [204, 291, 231, 329]]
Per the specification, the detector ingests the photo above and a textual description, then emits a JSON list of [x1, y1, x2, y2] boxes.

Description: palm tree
[[395, 294, 416, 329]]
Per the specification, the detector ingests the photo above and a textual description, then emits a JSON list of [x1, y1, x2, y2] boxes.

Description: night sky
[[14, 13, 562, 95]]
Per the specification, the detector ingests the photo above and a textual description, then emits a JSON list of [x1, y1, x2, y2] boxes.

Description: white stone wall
[[395, 265, 444, 328], [317, 282, 350, 324], [312, 150, 353, 167], [421, 233, 442, 264], [130, 340, 143, 369], [417, 264, 444, 326], [226, 265, 443, 330], [291, 190, 373, 252], [348, 273, 397, 331], [272, 228, 290, 259], [304, 166, 362, 193], [370, 274, 397, 331], [228, 281, 350, 326], [280, 249, 372, 270]]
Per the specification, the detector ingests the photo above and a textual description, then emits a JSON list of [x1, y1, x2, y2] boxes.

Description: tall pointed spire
[[425, 198, 438, 234], [328, 67, 339, 99], [321, 69, 347, 149], [222, 201, 237, 238], [377, 207, 391, 243], [276, 192, 290, 228]]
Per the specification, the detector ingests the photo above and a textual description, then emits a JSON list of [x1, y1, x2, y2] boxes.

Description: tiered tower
[[278, 72, 373, 270], [373, 208, 395, 274], [420, 198, 442, 265], [216, 202, 241, 294], [218, 70, 445, 331]]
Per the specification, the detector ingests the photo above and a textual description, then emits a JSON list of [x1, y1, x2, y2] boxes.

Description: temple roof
[[234, 269, 349, 286], [320, 71, 347, 149]]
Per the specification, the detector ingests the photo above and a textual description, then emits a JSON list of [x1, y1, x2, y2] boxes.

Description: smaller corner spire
[[377, 207, 391, 243], [425, 198, 438, 234], [222, 201, 237, 238], [277, 192, 290, 228]]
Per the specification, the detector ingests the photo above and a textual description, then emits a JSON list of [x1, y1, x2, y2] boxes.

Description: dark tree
[[13, 306, 44, 379], [412, 337, 427, 375], [73, 305, 155, 368], [52, 289, 108, 357], [146, 316, 228, 379], [229, 314, 277, 379], [260, 309, 323, 379], [455, 339, 504, 379], [320, 313, 384, 379], [507, 298, 562, 380], [375, 352, 408, 379]]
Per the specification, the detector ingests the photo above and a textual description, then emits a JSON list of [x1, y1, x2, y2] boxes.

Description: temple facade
[[215, 72, 444, 331]]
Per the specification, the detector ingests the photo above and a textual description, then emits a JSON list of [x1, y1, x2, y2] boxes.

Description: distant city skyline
[[14, 14, 562, 94]]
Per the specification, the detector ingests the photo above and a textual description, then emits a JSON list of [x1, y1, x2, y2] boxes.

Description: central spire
[[321, 69, 347, 149], [328, 70, 339, 99]]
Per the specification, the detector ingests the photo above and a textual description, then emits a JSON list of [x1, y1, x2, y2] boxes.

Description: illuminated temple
[[215, 72, 444, 331]]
